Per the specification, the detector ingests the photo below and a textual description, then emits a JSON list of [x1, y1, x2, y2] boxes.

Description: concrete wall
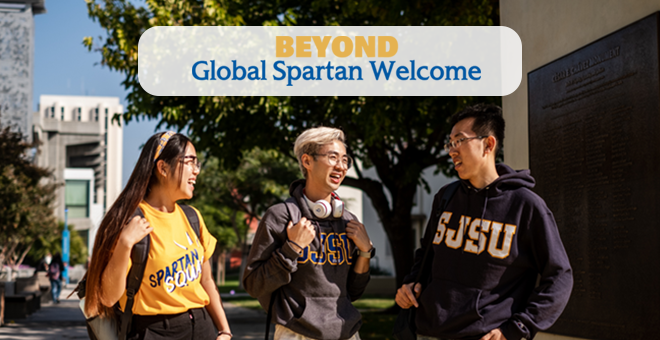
[[501, 0, 660, 169], [64, 168, 103, 253], [500, 1, 660, 339], [33, 95, 124, 255], [0, 5, 34, 142]]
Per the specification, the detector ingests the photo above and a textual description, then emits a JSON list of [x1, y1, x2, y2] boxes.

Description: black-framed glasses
[[180, 155, 202, 171], [444, 136, 488, 153], [312, 151, 353, 169]]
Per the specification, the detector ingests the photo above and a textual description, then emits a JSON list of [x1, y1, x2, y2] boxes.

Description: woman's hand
[[216, 333, 232, 340], [119, 216, 153, 248]]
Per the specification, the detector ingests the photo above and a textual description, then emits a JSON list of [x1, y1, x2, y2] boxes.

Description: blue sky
[[34, 1, 157, 187]]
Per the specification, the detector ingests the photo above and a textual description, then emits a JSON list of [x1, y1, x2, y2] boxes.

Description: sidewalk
[[0, 285, 269, 340]]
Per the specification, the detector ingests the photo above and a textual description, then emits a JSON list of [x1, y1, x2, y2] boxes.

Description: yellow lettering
[[332, 36, 354, 58], [378, 36, 398, 57], [312, 36, 332, 57], [276, 36, 294, 58], [296, 36, 312, 57], [355, 36, 376, 58]]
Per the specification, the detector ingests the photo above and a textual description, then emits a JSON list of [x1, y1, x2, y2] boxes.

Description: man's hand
[[479, 328, 507, 340], [287, 217, 316, 249], [346, 220, 371, 252], [395, 282, 422, 309]]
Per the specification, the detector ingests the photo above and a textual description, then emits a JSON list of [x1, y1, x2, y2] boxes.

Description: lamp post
[[62, 208, 70, 285]]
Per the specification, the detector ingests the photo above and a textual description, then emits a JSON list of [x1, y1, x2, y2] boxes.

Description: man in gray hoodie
[[243, 127, 374, 340]]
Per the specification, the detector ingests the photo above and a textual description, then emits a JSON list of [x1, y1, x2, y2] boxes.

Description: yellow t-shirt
[[118, 201, 217, 315]]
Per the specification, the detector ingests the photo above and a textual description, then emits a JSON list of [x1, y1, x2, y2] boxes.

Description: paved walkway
[[0, 285, 269, 340]]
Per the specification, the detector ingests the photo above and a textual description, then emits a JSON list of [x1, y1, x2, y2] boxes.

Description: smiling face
[[178, 142, 199, 199], [448, 117, 491, 186], [159, 142, 199, 201], [302, 140, 347, 199]]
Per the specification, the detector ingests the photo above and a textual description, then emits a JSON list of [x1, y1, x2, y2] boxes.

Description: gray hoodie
[[243, 179, 370, 340]]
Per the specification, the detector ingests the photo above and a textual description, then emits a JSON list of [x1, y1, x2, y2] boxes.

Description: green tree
[[26, 222, 89, 267], [0, 125, 59, 269], [186, 148, 300, 284], [85, 0, 500, 286]]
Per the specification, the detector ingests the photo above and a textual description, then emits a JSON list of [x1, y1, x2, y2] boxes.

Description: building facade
[[0, 0, 45, 142], [33, 95, 123, 253]]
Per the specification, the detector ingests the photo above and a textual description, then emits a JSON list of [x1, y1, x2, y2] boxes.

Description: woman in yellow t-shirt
[[84, 131, 232, 340]]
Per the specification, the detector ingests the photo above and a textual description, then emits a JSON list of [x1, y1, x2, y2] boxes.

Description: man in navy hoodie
[[396, 104, 573, 340]]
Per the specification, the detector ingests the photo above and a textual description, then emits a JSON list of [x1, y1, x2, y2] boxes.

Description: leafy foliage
[[85, 0, 500, 285], [25, 222, 89, 267], [185, 148, 300, 251], [0, 125, 59, 268]]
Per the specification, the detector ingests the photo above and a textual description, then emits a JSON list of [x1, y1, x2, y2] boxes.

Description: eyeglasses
[[444, 136, 488, 153], [312, 152, 353, 169], [180, 155, 202, 171]]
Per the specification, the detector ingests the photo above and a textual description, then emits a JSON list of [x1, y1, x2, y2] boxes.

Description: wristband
[[218, 330, 233, 338], [358, 246, 376, 259], [288, 240, 304, 252]]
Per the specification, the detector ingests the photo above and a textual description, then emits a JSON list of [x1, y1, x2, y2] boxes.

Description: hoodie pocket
[[416, 280, 484, 335], [288, 296, 361, 340]]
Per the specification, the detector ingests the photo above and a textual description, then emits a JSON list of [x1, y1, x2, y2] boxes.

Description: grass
[[217, 278, 245, 294], [360, 312, 398, 340], [217, 275, 398, 339], [353, 297, 395, 311], [222, 296, 263, 309], [216, 272, 246, 294]]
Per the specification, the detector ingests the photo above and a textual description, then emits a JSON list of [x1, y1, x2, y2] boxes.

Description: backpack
[[48, 262, 60, 280], [76, 204, 201, 340]]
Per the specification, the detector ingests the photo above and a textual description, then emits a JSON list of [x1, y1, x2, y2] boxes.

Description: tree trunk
[[15, 242, 32, 268], [347, 174, 420, 289], [216, 252, 226, 286], [5, 241, 19, 267]]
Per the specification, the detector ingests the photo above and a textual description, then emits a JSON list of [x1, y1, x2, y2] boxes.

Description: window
[[77, 107, 82, 121], [65, 180, 89, 218], [61, 107, 64, 121], [50, 107, 55, 118], [95, 108, 99, 122]]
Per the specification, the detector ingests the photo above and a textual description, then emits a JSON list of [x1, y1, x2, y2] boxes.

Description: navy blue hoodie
[[404, 164, 573, 340]]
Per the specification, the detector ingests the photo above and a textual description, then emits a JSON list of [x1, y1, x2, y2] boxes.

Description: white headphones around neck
[[303, 192, 344, 219]]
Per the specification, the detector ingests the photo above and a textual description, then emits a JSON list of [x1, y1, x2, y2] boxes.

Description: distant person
[[395, 104, 573, 340], [244, 127, 374, 340], [47, 252, 64, 303], [36, 252, 52, 272], [83, 131, 232, 340]]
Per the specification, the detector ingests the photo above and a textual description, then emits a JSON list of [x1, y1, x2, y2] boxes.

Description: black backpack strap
[[283, 197, 301, 225], [415, 181, 460, 284], [119, 208, 150, 340], [180, 204, 202, 239], [265, 197, 301, 340]]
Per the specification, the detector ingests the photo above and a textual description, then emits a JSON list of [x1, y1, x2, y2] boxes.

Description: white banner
[[138, 26, 521, 96]]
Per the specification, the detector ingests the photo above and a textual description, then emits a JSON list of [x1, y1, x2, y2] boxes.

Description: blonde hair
[[294, 127, 346, 178]]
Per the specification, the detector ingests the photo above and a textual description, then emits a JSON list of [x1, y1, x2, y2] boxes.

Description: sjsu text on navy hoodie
[[404, 164, 573, 340]]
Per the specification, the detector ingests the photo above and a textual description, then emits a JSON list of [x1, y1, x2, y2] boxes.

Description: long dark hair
[[84, 131, 191, 318]]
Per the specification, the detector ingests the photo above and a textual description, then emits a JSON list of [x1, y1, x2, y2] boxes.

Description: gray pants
[[274, 325, 362, 340]]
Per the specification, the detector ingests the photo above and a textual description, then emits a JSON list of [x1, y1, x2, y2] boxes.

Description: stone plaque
[[528, 13, 660, 340]]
